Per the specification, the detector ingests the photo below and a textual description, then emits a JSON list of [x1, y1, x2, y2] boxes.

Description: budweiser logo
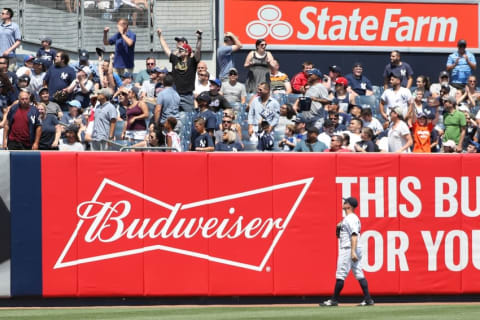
[[55, 177, 313, 271]]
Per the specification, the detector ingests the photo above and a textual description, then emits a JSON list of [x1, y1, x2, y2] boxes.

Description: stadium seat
[[243, 141, 258, 151], [372, 85, 383, 98], [272, 93, 287, 105], [285, 94, 300, 105], [355, 95, 377, 109]]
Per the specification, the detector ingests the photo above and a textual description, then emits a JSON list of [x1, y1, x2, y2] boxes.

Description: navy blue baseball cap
[[343, 197, 358, 208], [120, 72, 133, 79], [150, 66, 168, 74], [329, 65, 342, 74], [79, 49, 89, 61], [306, 68, 322, 77], [174, 36, 188, 43], [196, 91, 211, 103], [468, 140, 480, 152]]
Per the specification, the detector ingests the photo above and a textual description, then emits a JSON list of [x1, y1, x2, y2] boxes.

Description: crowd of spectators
[[1, 6, 480, 153]]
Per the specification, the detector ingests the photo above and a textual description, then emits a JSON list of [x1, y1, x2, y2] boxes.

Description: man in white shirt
[[430, 71, 457, 98], [379, 70, 412, 121], [360, 108, 383, 136]]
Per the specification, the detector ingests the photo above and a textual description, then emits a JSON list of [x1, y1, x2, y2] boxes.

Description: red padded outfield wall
[[40, 153, 480, 297]]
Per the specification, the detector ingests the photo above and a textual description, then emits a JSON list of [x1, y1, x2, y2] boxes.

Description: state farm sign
[[221, 0, 479, 52]]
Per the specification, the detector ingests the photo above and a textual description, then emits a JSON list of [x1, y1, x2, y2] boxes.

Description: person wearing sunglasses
[[0, 8, 21, 73], [463, 75, 480, 107], [134, 57, 156, 87], [215, 111, 242, 147], [446, 39, 476, 89], [244, 38, 275, 94], [215, 129, 243, 152], [220, 68, 246, 105], [157, 28, 202, 113]]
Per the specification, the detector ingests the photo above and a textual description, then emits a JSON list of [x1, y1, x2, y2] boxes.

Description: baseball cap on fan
[[79, 49, 89, 62], [306, 68, 322, 78], [209, 78, 222, 87], [174, 36, 188, 43], [24, 55, 35, 63], [443, 140, 456, 149], [343, 197, 358, 208], [40, 36, 52, 44], [180, 43, 192, 54], [335, 77, 348, 87], [439, 70, 450, 79], [329, 65, 342, 74]]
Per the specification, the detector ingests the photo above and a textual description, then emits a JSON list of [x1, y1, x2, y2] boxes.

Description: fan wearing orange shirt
[[411, 109, 439, 153]]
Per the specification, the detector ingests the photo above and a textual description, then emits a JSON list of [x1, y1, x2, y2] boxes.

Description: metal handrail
[[119, 146, 178, 152]]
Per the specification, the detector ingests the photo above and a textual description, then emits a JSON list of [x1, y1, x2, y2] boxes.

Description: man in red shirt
[[291, 61, 314, 94], [3, 91, 42, 150], [324, 134, 351, 152]]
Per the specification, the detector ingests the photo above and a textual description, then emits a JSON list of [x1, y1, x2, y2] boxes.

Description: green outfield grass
[[1, 304, 480, 320]]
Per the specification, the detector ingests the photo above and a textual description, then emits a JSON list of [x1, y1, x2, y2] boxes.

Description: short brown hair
[[194, 117, 205, 127]]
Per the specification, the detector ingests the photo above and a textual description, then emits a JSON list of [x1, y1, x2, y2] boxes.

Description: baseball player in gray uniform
[[321, 197, 374, 307]]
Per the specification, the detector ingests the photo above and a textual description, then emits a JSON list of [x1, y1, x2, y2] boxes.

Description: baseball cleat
[[320, 299, 339, 307], [358, 299, 374, 306]]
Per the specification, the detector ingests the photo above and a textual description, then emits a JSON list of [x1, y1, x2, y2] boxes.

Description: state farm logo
[[55, 177, 313, 272], [246, 5, 293, 40], [239, 2, 462, 46]]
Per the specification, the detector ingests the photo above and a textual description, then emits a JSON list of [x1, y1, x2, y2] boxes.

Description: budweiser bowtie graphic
[[55, 177, 313, 272]]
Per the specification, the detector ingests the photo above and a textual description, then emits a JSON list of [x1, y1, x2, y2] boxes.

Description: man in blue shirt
[[345, 62, 373, 97], [217, 32, 242, 81], [190, 91, 216, 150], [103, 18, 136, 75], [383, 50, 413, 89], [36, 36, 56, 69], [294, 127, 328, 152], [43, 51, 76, 110], [0, 8, 21, 72], [248, 82, 280, 137], [155, 73, 180, 126], [446, 39, 476, 88], [91, 88, 117, 151], [3, 91, 42, 150]]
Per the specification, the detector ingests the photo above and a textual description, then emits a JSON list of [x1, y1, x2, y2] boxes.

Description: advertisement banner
[[40, 153, 480, 297], [220, 0, 480, 52]]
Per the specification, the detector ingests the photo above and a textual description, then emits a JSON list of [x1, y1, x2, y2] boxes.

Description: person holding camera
[[294, 68, 330, 130]]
